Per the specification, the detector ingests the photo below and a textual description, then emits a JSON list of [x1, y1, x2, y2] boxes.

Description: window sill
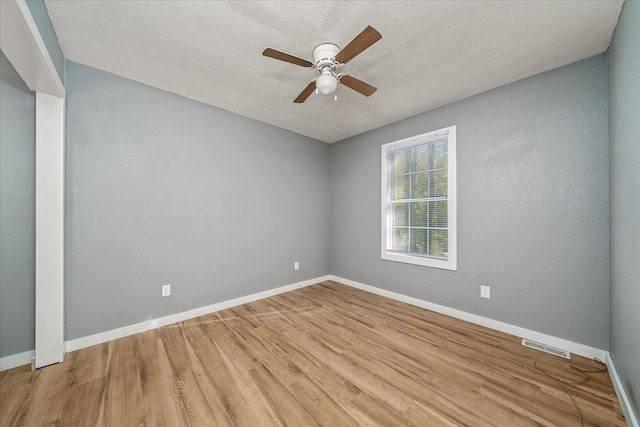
[[381, 251, 457, 271]]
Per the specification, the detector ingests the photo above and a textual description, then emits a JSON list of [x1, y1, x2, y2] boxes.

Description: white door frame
[[1, 0, 66, 368]]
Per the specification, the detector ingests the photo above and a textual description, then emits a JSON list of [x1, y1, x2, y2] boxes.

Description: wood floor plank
[[99, 336, 146, 426], [58, 378, 105, 426], [136, 331, 190, 426], [0, 366, 41, 426], [250, 320, 385, 425], [0, 280, 628, 426], [181, 321, 275, 426]]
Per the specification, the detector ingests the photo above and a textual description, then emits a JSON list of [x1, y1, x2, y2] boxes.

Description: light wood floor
[[0, 281, 627, 426]]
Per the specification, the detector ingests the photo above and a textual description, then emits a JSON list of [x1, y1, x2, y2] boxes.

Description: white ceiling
[[45, 1, 623, 143]]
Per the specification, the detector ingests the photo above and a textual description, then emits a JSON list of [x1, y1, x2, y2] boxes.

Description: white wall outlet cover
[[480, 285, 490, 299], [162, 284, 171, 297]]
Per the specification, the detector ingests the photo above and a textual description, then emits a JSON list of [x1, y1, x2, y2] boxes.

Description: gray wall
[[65, 61, 331, 340], [25, 0, 64, 83], [0, 51, 36, 358], [608, 0, 640, 418], [331, 55, 610, 350]]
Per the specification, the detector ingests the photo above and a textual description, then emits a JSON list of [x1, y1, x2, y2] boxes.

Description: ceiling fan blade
[[340, 75, 377, 97], [335, 26, 382, 64], [263, 48, 313, 68], [293, 81, 316, 103]]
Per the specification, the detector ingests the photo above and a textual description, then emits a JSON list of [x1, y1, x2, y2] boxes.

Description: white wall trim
[[330, 275, 607, 361], [1, 0, 67, 370], [0, 350, 34, 372], [0, 0, 65, 97], [65, 275, 330, 353], [607, 353, 640, 427], [34, 92, 66, 369]]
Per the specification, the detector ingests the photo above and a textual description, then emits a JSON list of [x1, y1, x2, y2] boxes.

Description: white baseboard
[[4, 274, 637, 426], [65, 275, 330, 353], [0, 350, 34, 371], [607, 353, 640, 427], [330, 275, 607, 361], [2, 276, 329, 371]]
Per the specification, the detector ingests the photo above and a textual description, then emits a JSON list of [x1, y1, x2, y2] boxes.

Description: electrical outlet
[[294, 261, 300, 271], [162, 284, 171, 297], [480, 285, 490, 299]]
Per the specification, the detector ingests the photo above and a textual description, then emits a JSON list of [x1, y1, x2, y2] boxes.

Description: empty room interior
[[0, 1, 638, 426]]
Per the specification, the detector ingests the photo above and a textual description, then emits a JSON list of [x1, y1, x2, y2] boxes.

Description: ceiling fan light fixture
[[316, 73, 338, 95]]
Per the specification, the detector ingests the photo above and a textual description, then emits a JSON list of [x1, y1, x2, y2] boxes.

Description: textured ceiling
[[45, 1, 623, 143]]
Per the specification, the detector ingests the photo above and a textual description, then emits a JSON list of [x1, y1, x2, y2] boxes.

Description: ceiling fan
[[262, 26, 382, 103]]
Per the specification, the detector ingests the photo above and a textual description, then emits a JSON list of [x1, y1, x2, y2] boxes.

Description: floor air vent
[[522, 339, 571, 359]]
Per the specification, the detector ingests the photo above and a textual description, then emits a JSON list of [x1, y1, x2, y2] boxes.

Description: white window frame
[[381, 125, 457, 270]]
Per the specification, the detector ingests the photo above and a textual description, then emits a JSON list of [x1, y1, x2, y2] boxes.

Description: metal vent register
[[522, 339, 571, 359]]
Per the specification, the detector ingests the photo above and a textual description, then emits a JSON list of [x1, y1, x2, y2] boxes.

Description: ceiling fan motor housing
[[313, 43, 340, 68]]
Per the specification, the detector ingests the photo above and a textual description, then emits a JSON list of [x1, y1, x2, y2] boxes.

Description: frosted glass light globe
[[316, 74, 338, 95]]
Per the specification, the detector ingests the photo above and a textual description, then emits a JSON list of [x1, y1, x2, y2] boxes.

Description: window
[[381, 126, 456, 270]]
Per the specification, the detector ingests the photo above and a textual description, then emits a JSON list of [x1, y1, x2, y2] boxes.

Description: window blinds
[[387, 132, 449, 258]]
